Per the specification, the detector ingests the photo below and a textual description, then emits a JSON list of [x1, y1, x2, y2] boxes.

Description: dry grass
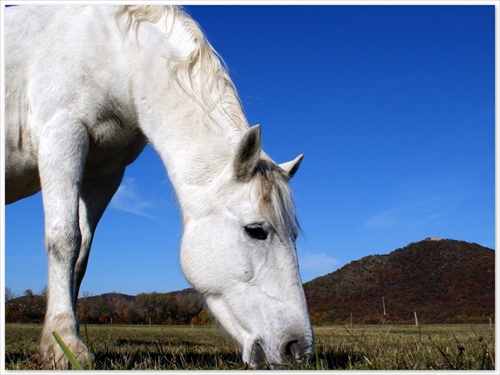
[[5, 323, 495, 370]]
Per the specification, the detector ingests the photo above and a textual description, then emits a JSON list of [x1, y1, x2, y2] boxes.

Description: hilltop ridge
[[304, 239, 495, 324]]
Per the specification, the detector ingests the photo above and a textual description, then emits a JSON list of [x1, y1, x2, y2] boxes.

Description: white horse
[[5, 5, 314, 369]]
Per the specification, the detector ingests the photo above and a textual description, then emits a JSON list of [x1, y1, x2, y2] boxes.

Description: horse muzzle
[[248, 338, 314, 369]]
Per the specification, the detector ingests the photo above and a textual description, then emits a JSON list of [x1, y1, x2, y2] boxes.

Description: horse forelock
[[254, 161, 300, 240], [115, 5, 248, 137]]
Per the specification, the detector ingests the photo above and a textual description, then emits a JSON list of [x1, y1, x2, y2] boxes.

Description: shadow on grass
[[93, 339, 367, 370], [314, 345, 366, 370], [92, 351, 244, 370]]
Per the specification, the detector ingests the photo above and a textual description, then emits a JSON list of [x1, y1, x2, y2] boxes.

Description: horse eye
[[244, 224, 268, 241]]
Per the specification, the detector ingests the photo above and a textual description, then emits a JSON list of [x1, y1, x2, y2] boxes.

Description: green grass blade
[[125, 350, 139, 370], [315, 346, 321, 370], [52, 331, 84, 370], [83, 324, 94, 369]]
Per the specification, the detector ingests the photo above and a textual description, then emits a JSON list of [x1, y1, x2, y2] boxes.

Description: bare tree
[[77, 291, 93, 324], [5, 287, 16, 302]]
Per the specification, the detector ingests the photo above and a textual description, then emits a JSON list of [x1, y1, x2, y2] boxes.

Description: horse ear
[[279, 154, 304, 180], [234, 125, 262, 182]]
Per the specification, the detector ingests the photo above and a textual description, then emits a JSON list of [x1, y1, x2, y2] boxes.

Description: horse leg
[[73, 168, 125, 308], [38, 112, 90, 369]]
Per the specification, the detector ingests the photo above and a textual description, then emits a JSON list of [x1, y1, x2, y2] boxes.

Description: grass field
[[5, 323, 495, 370]]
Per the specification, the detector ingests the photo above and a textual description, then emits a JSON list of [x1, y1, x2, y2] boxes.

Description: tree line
[[5, 288, 212, 325]]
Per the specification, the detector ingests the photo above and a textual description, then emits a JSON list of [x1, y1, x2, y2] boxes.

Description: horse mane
[[115, 5, 248, 136]]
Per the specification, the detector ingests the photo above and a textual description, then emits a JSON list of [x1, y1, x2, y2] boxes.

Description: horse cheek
[[180, 218, 247, 295]]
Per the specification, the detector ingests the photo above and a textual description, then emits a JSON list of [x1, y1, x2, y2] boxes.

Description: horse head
[[180, 125, 313, 369]]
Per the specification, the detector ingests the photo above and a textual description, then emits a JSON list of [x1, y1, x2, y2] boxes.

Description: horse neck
[[137, 55, 246, 218], [126, 6, 249, 216], [149, 91, 243, 220]]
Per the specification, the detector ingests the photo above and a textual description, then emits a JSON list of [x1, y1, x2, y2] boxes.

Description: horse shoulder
[[5, 5, 146, 197]]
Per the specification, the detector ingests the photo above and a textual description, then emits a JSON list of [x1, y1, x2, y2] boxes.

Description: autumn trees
[[6, 289, 212, 325]]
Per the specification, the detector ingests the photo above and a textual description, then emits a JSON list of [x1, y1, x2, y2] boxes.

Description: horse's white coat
[[5, 5, 313, 369]]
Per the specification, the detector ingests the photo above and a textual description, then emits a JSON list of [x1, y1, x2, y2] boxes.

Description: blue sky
[[4, 4, 496, 297]]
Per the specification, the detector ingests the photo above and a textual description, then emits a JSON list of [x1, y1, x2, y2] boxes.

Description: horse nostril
[[285, 340, 299, 357]]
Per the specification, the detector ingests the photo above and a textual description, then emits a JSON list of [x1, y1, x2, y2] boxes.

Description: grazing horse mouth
[[248, 340, 314, 369]]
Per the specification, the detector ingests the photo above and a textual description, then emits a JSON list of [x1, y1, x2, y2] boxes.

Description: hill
[[303, 239, 495, 325]]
